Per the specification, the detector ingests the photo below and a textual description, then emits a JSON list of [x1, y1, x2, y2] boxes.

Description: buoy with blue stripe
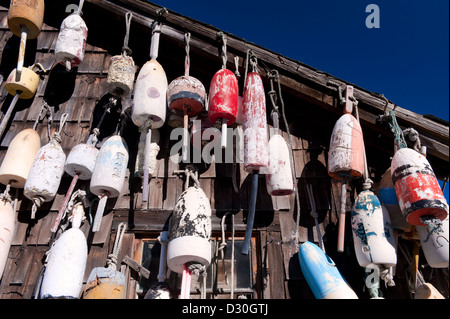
[[351, 186, 397, 268], [90, 134, 129, 232], [298, 241, 358, 299], [39, 202, 88, 299], [390, 147, 448, 226], [132, 21, 167, 203], [416, 215, 449, 268], [54, 1, 88, 71]]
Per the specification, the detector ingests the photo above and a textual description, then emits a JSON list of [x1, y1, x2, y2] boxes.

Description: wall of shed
[[0, 3, 448, 300]]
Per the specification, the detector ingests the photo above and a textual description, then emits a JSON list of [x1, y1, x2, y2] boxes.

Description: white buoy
[[0, 197, 15, 280], [39, 203, 88, 299], [54, 3, 88, 71], [416, 215, 449, 268], [134, 129, 160, 179], [90, 135, 129, 232], [24, 114, 69, 219], [351, 190, 397, 268], [265, 134, 294, 196], [0, 128, 41, 189]]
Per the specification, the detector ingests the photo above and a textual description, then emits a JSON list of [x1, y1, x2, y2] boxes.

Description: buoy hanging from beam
[[54, 1, 88, 71], [132, 21, 167, 203]]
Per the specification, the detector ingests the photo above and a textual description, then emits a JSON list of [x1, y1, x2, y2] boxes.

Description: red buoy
[[208, 68, 238, 148], [391, 147, 448, 226]]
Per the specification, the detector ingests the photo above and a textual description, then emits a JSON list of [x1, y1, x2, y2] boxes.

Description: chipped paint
[[168, 75, 206, 116], [65, 143, 99, 180], [391, 147, 449, 226], [0, 200, 15, 280], [208, 69, 238, 125], [265, 134, 294, 195], [416, 215, 449, 268], [106, 54, 135, 97], [351, 190, 397, 267]]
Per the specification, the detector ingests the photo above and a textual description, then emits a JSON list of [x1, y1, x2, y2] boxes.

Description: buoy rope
[[219, 212, 230, 285], [0, 183, 12, 203], [33, 100, 52, 131], [387, 110, 408, 149], [217, 32, 227, 70], [184, 33, 190, 76], [65, 189, 86, 223], [402, 127, 422, 153], [52, 113, 69, 145], [107, 222, 127, 271], [122, 12, 133, 56], [233, 56, 241, 79]]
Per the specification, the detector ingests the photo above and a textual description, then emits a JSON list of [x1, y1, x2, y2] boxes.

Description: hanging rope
[[122, 12, 133, 56], [33, 100, 52, 131], [219, 212, 230, 285], [184, 33, 191, 76], [0, 183, 12, 203], [403, 127, 422, 153], [217, 32, 227, 69], [107, 222, 127, 271], [52, 113, 69, 144]]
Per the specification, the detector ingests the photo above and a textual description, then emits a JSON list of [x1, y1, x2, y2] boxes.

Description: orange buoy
[[390, 147, 448, 226]]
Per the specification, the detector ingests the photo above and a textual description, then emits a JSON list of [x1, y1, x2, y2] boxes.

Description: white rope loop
[[107, 222, 127, 271]]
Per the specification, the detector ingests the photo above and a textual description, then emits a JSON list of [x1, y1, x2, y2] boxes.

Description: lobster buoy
[[24, 115, 68, 219], [65, 143, 99, 181], [328, 113, 364, 180], [0, 198, 15, 280], [5, 67, 40, 100], [54, 9, 88, 71], [7, 0, 44, 40], [39, 203, 88, 299], [265, 134, 294, 196], [298, 241, 358, 299], [208, 68, 238, 148], [414, 283, 446, 299], [167, 186, 212, 274], [134, 129, 160, 179], [0, 128, 41, 188], [351, 190, 397, 267], [90, 135, 128, 232], [390, 147, 448, 226], [242, 72, 269, 172], [376, 167, 412, 232], [416, 215, 449, 268]]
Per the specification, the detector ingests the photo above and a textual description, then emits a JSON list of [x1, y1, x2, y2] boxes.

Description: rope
[[107, 222, 127, 271], [387, 110, 408, 149], [0, 183, 12, 203], [52, 113, 69, 144], [122, 12, 133, 56], [33, 100, 52, 131], [217, 32, 227, 69], [233, 56, 240, 78], [184, 33, 190, 76], [403, 127, 422, 153], [64, 189, 86, 221], [379, 266, 395, 287], [219, 213, 230, 285], [187, 262, 207, 299], [77, 0, 84, 15]]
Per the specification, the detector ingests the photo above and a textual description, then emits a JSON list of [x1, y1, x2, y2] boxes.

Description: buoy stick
[[337, 178, 347, 253], [242, 171, 258, 255], [182, 107, 188, 161], [142, 127, 152, 202], [92, 194, 108, 232], [157, 231, 168, 283], [16, 26, 28, 82], [0, 93, 21, 138], [180, 263, 191, 299], [51, 173, 79, 233], [221, 118, 228, 149]]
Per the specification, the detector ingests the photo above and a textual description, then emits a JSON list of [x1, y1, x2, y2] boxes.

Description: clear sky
[[152, 0, 449, 200]]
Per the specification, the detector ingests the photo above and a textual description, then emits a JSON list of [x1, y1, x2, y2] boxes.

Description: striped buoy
[[416, 215, 449, 268]]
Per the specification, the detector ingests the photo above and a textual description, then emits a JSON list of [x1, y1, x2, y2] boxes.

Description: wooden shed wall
[[0, 1, 448, 300]]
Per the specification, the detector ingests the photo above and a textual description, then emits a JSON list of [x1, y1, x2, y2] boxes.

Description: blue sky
[[153, 0, 449, 200]]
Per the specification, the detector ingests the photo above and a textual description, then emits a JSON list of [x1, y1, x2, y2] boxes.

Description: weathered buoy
[[390, 147, 448, 226], [298, 241, 358, 299], [54, 5, 88, 71], [7, 0, 44, 82], [83, 222, 127, 299], [39, 203, 88, 299], [0, 128, 41, 188], [351, 190, 397, 267], [414, 283, 446, 299], [24, 115, 68, 219], [90, 135, 128, 232], [208, 68, 238, 149], [265, 133, 294, 196], [376, 167, 412, 232], [132, 21, 167, 202], [134, 129, 159, 179], [416, 215, 449, 268], [106, 12, 135, 97], [167, 33, 206, 161], [0, 197, 15, 280]]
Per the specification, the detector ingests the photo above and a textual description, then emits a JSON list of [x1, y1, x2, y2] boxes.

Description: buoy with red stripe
[[390, 147, 448, 226], [416, 215, 449, 268], [0, 192, 15, 280], [241, 54, 269, 255], [167, 167, 211, 299], [208, 33, 238, 149], [54, 1, 88, 71], [39, 202, 88, 299], [90, 134, 128, 232], [327, 85, 364, 252], [167, 33, 206, 162], [106, 12, 135, 97], [7, 0, 44, 82], [24, 114, 69, 219], [132, 21, 167, 203]]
